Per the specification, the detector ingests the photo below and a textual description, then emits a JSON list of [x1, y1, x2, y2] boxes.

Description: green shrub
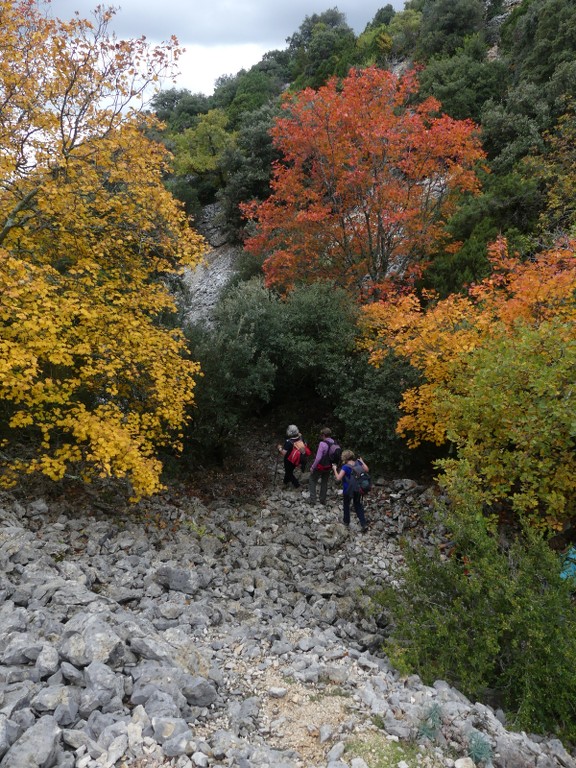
[[183, 279, 280, 460], [333, 350, 425, 471], [183, 276, 430, 473], [183, 279, 359, 460], [378, 495, 576, 742], [272, 280, 360, 398], [437, 319, 576, 533], [278, 285, 428, 471]]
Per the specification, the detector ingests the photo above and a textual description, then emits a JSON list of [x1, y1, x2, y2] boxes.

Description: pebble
[[0, 478, 574, 768]]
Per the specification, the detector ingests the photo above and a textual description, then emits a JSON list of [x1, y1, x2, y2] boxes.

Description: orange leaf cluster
[[361, 237, 576, 531], [241, 66, 485, 296], [361, 236, 576, 449]]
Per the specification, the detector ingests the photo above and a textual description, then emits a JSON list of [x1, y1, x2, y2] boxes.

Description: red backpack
[[287, 438, 311, 465]]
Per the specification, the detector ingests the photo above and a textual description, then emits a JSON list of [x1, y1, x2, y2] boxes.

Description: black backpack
[[317, 440, 342, 470], [328, 442, 342, 467]]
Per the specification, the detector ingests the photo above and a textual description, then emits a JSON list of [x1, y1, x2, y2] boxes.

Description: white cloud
[[174, 42, 274, 95]]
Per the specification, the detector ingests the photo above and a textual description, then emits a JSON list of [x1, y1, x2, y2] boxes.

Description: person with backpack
[[277, 424, 310, 489], [308, 427, 341, 506], [333, 450, 370, 532]]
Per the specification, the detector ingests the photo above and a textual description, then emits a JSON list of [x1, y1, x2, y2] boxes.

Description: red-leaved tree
[[241, 67, 485, 296]]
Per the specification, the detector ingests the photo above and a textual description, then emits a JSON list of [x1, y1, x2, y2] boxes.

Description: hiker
[[333, 450, 369, 532], [308, 427, 339, 505], [277, 424, 309, 488]]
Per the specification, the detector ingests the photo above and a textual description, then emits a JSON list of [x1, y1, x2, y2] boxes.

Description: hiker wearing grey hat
[[277, 424, 310, 488]]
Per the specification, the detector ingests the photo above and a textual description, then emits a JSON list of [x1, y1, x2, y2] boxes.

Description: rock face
[[181, 204, 241, 329], [180, 242, 241, 329], [0, 476, 574, 768]]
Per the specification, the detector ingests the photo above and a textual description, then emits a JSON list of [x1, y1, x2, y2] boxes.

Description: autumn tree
[[0, 1, 206, 499], [241, 67, 484, 296], [360, 237, 576, 531]]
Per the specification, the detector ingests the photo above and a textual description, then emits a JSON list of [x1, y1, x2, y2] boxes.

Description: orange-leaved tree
[[360, 237, 576, 531], [0, 1, 206, 499], [241, 66, 485, 296]]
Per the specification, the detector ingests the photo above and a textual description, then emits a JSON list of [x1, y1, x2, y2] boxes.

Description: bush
[[183, 279, 280, 461], [333, 351, 425, 471], [183, 279, 360, 460], [271, 280, 360, 399], [378, 495, 576, 742], [277, 285, 429, 471], [437, 319, 576, 532]]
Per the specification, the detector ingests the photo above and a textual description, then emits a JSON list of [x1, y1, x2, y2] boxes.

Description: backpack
[[287, 439, 311, 466], [328, 442, 342, 467], [317, 440, 342, 471], [346, 461, 372, 496]]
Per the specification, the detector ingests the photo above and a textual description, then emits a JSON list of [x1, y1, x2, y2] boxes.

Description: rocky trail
[[0, 431, 575, 768]]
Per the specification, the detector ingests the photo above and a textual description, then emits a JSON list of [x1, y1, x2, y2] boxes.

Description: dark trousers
[[343, 492, 366, 528], [283, 458, 300, 487], [308, 469, 330, 503]]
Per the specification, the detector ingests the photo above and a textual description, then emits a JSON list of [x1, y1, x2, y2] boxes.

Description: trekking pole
[[273, 448, 280, 487]]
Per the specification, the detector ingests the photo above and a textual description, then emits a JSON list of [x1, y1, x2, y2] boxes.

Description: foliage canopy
[[0, 0, 206, 499], [242, 67, 485, 298], [361, 236, 576, 531], [381, 499, 576, 741]]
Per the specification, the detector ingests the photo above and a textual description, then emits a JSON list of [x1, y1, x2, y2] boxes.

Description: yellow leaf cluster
[[0, 1, 206, 499]]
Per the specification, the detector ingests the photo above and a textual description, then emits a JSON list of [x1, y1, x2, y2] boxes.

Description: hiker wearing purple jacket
[[308, 427, 337, 505]]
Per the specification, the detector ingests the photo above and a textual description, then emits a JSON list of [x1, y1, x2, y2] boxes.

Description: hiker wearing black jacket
[[277, 424, 306, 488]]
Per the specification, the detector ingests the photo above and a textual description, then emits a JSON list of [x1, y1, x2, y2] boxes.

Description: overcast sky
[[50, 0, 406, 96]]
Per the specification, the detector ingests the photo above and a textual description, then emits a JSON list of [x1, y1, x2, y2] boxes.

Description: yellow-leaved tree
[[0, 0, 206, 499]]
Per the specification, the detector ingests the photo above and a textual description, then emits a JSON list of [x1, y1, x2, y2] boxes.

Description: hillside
[[1, 459, 575, 768], [2, 3, 576, 762]]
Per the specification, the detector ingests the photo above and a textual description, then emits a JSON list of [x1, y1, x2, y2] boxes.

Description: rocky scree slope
[[180, 204, 242, 330], [0, 454, 575, 768]]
